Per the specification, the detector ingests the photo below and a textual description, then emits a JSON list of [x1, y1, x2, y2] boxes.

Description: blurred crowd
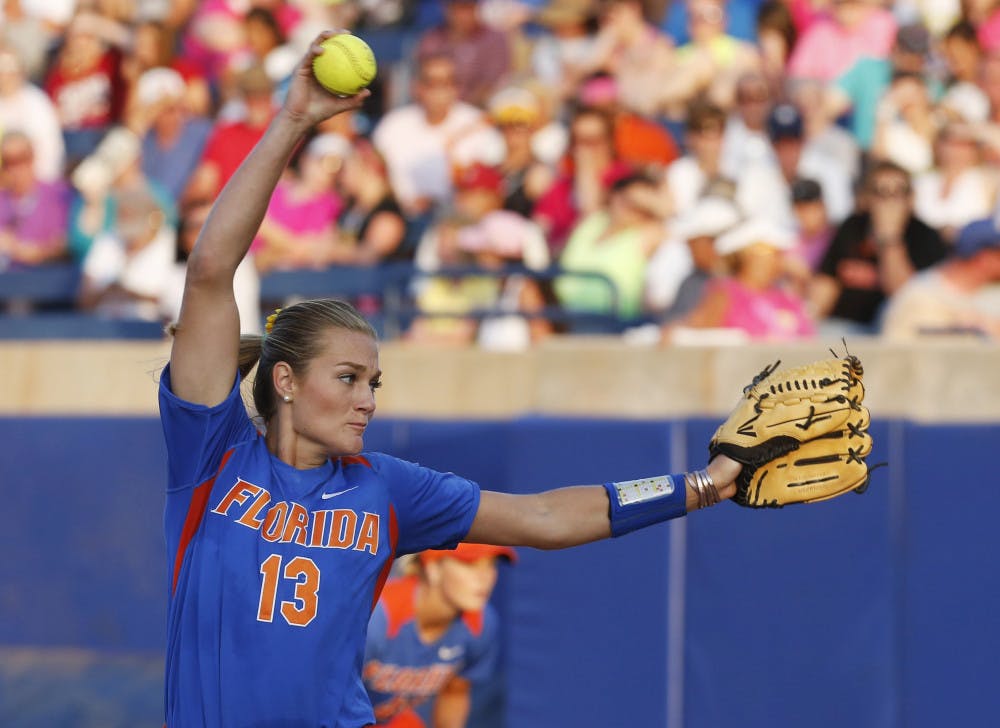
[[2, 0, 1000, 346]]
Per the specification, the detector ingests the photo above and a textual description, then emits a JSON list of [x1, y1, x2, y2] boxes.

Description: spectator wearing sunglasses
[[808, 160, 948, 333]]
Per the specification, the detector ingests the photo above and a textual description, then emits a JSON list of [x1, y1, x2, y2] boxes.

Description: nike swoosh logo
[[437, 645, 464, 660], [321, 486, 358, 500]]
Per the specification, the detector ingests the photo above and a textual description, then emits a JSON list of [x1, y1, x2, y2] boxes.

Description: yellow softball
[[312, 33, 377, 96]]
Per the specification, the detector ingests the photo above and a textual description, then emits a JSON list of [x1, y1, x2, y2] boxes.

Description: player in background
[[160, 32, 742, 726], [364, 544, 515, 728]]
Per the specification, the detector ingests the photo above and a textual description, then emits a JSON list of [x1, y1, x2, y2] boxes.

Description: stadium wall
[[2, 340, 997, 727]]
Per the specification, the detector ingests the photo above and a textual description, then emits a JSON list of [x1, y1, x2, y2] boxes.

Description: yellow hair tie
[[264, 308, 282, 335]]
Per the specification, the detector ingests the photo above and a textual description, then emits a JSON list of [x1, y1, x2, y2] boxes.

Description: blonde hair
[[237, 299, 377, 423]]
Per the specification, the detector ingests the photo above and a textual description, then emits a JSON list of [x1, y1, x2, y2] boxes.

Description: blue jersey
[[159, 367, 481, 727], [364, 577, 499, 727]]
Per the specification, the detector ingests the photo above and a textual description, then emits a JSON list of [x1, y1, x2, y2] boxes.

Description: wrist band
[[604, 474, 688, 537]]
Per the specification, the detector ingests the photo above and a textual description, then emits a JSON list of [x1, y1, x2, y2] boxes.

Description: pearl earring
[[283, 395, 292, 403]]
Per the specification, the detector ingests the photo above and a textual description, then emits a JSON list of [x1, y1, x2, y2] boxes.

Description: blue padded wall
[[899, 423, 1000, 728], [2, 416, 997, 728], [683, 418, 897, 728]]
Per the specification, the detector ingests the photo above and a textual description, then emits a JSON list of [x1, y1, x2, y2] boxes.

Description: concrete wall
[[3, 338, 999, 422]]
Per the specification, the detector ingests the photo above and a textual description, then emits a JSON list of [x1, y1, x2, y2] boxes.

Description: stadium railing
[[259, 263, 639, 337], [0, 262, 164, 339], [0, 262, 635, 340]]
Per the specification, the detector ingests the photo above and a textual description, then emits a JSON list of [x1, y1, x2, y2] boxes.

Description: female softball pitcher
[[160, 31, 741, 727]]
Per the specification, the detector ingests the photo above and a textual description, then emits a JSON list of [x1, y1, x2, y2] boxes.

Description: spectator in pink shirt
[[787, 0, 897, 83], [252, 132, 349, 274], [0, 131, 71, 270], [669, 217, 816, 341]]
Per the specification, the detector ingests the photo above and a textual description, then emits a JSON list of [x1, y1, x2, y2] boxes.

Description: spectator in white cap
[[656, 194, 741, 323], [133, 67, 213, 204], [666, 216, 816, 341]]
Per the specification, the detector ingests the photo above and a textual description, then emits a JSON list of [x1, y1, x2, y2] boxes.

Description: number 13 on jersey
[[258, 554, 321, 627]]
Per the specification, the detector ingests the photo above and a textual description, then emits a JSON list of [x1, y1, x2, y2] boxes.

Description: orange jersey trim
[[371, 505, 399, 614]]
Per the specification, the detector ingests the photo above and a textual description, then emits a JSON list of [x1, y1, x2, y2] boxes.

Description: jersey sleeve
[[459, 605, 500, 684], [369, 454, 481, 556], [158, 364, 258, 491]]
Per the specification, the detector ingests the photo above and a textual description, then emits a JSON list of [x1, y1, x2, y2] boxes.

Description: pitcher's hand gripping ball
[[709, 352, 875, 508], [312, 33, 377, 96]]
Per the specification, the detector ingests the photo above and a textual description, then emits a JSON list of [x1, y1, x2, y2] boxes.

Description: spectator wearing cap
[[825, 22, 936, 151], [880, 216, 1000, 339], [372, 53, 504, 218], [252, 132, 350, 274], [555, 171, 666, 320], [408, 161, 551, 347], [0, 131, 71, 271], [0, 45, 64, 182], [810, 160, 948, 333], [736, 102, 855, 229], [132, 68, 213, 204], [487, 86, 558, 217], [665, 216, 816, 342], [912, 121, 997, 243], [787, 0, 897, 84], [414, 162, 524, 271], [415, 0, 511, 107], [655, 193, 741, 322], [182, 63, 276, 206], [647, 176, 741, 319]]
